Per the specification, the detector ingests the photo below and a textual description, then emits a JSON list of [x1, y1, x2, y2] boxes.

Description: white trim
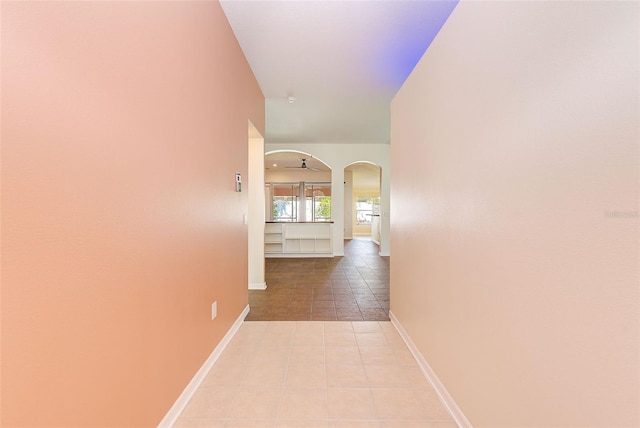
[[249, 282, 267, 290], [158, 304, 250, 428], [389, 311, 472, 428], [378, 250, 390, 256], [265, 253, 334, 258]]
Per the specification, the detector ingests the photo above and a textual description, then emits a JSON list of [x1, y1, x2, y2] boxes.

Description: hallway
[[174, 321, 455, 427], [3, 1, 636, 426], [247, 239, 389, 321]]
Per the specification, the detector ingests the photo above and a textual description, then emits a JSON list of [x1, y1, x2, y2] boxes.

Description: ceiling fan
[[285, 158, 322, 172]]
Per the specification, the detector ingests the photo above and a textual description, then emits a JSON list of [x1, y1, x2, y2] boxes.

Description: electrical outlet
[[211, 301, 217, 320]]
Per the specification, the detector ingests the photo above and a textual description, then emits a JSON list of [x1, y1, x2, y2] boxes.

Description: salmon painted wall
[[391, 1, 638, 426], [1, 2, 264, 426]]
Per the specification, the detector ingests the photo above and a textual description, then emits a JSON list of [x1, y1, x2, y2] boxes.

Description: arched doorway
[[264, 151, 332, 223], [344, 162, 382, 246]]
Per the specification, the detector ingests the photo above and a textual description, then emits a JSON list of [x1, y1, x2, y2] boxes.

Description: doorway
[[245, 153, 389, 321], [344, 162, 382, 246]]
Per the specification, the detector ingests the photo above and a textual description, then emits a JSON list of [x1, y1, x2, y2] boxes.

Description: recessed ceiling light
[[288, 96, 296, 104], [273, 163, 277, 167]]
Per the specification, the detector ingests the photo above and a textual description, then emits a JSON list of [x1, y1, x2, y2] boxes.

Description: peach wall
[[1, 2, 264, 426], [391, 1, 638, 427]]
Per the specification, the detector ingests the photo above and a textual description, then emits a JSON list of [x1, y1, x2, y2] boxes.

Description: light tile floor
[[174, 321, 456, 428]]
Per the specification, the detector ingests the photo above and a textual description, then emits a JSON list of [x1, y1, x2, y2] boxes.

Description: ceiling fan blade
[[307, 166, 322, 172]]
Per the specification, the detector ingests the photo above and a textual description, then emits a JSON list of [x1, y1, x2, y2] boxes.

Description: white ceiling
[[221, 0, 458, 145]]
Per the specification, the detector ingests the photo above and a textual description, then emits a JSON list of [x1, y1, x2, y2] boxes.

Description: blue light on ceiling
[[377, 0, 459, 92]]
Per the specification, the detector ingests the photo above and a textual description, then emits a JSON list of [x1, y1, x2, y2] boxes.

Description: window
[[305, 183, 331, 222], [268, 181, 331, 222], [272, 183, 299, 222], [356, 196, 380, 224]]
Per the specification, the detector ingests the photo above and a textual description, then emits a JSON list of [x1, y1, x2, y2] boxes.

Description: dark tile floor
[[246, 238, 390, 321]]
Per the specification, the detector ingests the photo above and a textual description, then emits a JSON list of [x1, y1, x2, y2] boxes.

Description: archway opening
[[264, 151, 332, 223], [344, 161, 382, 247]]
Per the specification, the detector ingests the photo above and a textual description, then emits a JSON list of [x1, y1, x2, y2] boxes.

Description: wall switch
[[211, 301, 217, 320], [235, 172, 242, 192]]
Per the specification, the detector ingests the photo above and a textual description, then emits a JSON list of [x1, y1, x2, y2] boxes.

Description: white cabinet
[[265, 222, 332, 257]]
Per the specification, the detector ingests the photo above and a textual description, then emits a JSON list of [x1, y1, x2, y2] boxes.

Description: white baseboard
[[389, 311, 472, 428], [265, 253, 335, 258], [249, 282, 267, 290], [158, 304, 250, 427]]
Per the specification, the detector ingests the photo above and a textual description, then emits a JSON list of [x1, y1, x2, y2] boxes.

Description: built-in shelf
[[264, 223, 283, 254], [265, 222, 332, 257]]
